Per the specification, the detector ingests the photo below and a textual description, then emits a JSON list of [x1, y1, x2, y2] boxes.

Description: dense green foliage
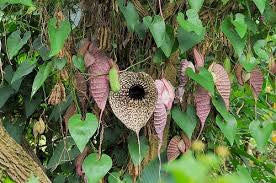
[[0, 0, 275, 183]]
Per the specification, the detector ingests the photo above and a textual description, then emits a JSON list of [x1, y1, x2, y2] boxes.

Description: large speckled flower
[[109, 71, 157, 134]]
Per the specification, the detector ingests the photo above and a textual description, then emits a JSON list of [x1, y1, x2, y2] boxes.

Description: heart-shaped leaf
[[249, 120, 273, 152], [83, 153, 112, 183], [48, 17, 71, 57], [12, 59, 36, 83], [188, 0, 204, 12], [253, 40, 269, 61], [215, 115, 237, 146], [127, 134, 149, 166], [231, 13, 247, 38], [68, 113, 98, 152], [186, 67, 215, 96], [143, 15, 166, 48], [252, 0, 267, 14], [7, 30, 31, 59], [172, 106, 197, 139], [31, 61, 53, 97], [160, 26, 175, 58]]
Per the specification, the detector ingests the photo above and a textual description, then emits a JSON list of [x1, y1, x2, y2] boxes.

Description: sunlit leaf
[[1, 0, 33, 6], [252, 0, 267, 14], [215, 115, 237, 146], [188, 0, 204, 12], [232, 13, 247, 38], [253, 40, 269, 61]]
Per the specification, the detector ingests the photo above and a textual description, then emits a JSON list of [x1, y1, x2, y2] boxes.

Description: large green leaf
[[143, 15, 166, 48], [177, 10, 205, 36], [177, 27, 204, 53], [11, 60, 36, 83], [160, 26, 175, 58], [83, 153, 112, 183], [171, 105, 197, 139], [221, 17, 246, 57], [47, 137, 80, 171], [127, 134, 149, 166], [188, 0, 204, 12], [231, 13, 247, 38], [252, 0, 267, 14], [215, 115, 237, 146], [48, 17, 71, 57], [249, 120, 273, 152], [4, 65, 22, 92], [118, 0, 140, 32], [0, 0, 33, 6], [212, 97, 237, 145], [24, 93, 42, 117], [253, 40, 269, 61], [7, 30, 31, 59], [31, 61, 53, 97], [68, 113, 98, 152], [186, 67, 215, 96]]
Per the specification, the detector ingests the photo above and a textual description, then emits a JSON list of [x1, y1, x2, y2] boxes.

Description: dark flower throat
[[128, 84, 146, 100]]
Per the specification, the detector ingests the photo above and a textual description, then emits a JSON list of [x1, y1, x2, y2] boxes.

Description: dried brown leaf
[[235, 64, 244, 85], [167, 136, 181, 161], [63, 103, 77, 135], [194, 86, 211, 136], [250, 68, 263, 98], [210, 63, 231, 110], [75, 71, 88, 112], [75, 146, 90, 176], [48, 82, 66, 105]]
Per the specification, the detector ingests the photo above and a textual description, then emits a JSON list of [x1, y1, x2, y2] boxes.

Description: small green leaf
[[160, 25, 175, 58], [223, 57, 231, 74], [72, 55, 85, 72], [253, 40, 269, 61], [232, 13, 247, 38], [239, 53, 259, 72], [31, 61, 53, 97], [53, 57, 67, 70], [177, 10, 205, 36], [153, 48, 166, 65], [68, 113, 98, 152], [186, 67, 215, 96], [48, 17, 71, 57], [221, 17, 246, 57], [12, 60, 36, 83], [172, 105, 198, 138], [128, 134, 149, 166], [118, 0, 140, 32], [188, 0, 204, 12], [143, 15, 166, 48], [249, 120, 273, 152], [83, 153, 112, 183], [215, 115, 237, 145], [7, 30, 31, 59], [177, 27, 204, 53], [252, 0, 267, 14]]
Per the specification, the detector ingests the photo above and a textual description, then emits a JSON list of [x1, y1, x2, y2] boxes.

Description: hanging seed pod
[[193, 48, 204, 71], [268, 56, 276, 74], [33, 118, 46, 138], [75, 71, 88, 111], [48, 82, 66, 105], [167, 136, 181, 161], [249, 68, 263, 98], [235, 64, 244, 85], [109, 71, 157, 134], [210, 63, 231, 110]]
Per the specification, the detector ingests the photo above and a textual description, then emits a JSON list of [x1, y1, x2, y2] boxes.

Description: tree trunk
[[0, 123, 51, 183]]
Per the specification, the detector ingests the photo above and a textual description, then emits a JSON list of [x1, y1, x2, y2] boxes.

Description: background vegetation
[[0, 0, 275, 182]]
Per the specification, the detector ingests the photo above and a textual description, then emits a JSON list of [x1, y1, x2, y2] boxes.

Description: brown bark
[[0, 123, 51, 183]]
